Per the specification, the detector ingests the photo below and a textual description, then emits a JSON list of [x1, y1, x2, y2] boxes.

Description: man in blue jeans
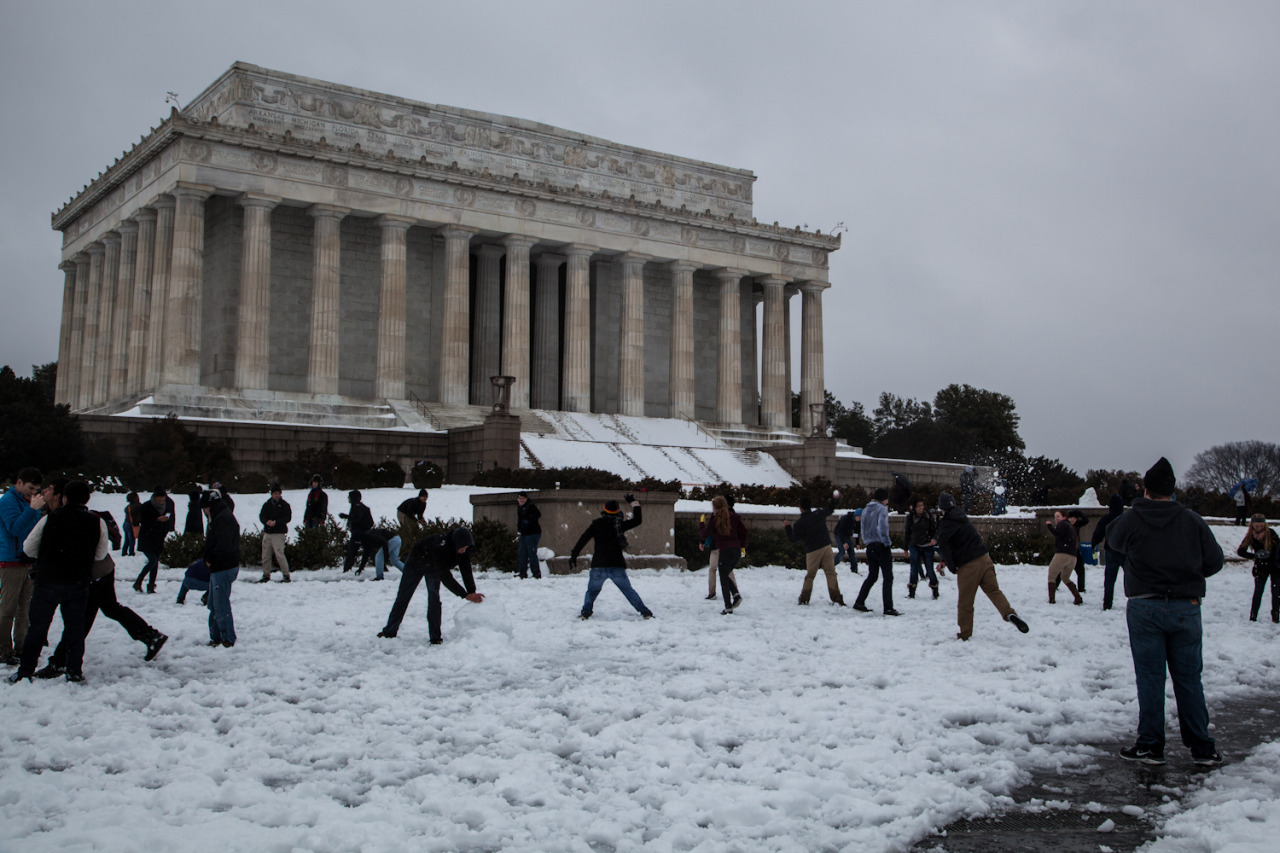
[[571, 495, 653, 620], [1107, 457, 1224, 766], [515, 492, 542, 579]]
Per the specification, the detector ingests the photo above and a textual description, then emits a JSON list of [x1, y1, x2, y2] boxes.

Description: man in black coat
[[1108, 457, 1224, 767], [10, 480, 106, 683], [378, 527, 484, 644], [203, 489, 241, 648], [258, 484, 292, 583], [935, 492, 1028, 641], [784, 493, 844, 606], [340, 490, 374, 573], [515, 492, 543, 579], [133, 488, 175, 593], [571, 495, 653, 620], [396, 490, 429, 530]]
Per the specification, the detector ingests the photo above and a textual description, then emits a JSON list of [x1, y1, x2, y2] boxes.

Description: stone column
[[375, 215, 415, 400], [67, 253, 90, 409], [533, 252, 565, 410], [233, 194, 280, 392], [144, 196, 175, 392], [715, 268, 746, 424], [109, 221, 139, 401], [439, 226, 476, 404], [562, 244, 596, 414], [94, 232, 121, 402], [127, 208, 157, 398], [799, 281, 827, 435], [500, 235, 536, 409], [163, 183, 215, 388], [784, 284, 797, 425], [54, 261, 77, 406], [742, 284, 760, 426], [667, 261, 697, 420], [306, 204, 349, 396], [79, 243, 104, 410], [759, 276, 790, 428], [617, 252, 650, 417], [471, 244, 505, 403]]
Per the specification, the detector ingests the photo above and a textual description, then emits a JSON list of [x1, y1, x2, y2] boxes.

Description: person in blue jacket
[[0, 467, 45, 665]]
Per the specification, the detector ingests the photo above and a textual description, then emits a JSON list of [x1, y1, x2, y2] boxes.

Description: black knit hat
[[1143, 457, 1177, 497], [873, 487, 889, 501], [937, 492, 956, 512]]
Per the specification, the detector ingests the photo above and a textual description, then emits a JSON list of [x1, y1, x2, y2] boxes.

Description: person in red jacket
[[701, 496, 748, 614]]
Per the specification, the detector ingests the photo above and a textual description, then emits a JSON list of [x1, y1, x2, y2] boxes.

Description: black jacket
[[137, 497, 176, 552], [571, 506, 642, 568], [397, 497, 426, 522], [32, 505, 102, 585], [304, 488, 329, 526], [833, 511, 859, 540], [1048, 519, 1077, 555], [904, 511, 937, 549], [406, 531, 476, 598], [342, 502, 373, 535], [1091, 495, 1126, 548], [1107, 498, 1223, 599], [204, 503, 241, 573], [259, 497, 292, 532], [785, 499, 837, 553], [1237, 527, 1279, 574], [517, 501, 542, 536], [362, 527, 400, 559], [935, 507, 989, 568]]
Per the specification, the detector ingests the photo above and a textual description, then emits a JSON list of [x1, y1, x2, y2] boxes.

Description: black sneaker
[[1, 653, 20, 666], [7, 670, 31, 684], [1191, 750, 1224, 767], [797, 596, 810, 606], [642, 612, 655, 619], [1007, 613, 1030, 634], [34, 662, 65, 679], [144, 632, 168, 662], [852, 603, 871, 613], [720, 608, 734, 615], [731, 593, 742, 608], [65, 672, 85, 683], [377, 630, 397, 638], [883, 609, 902, 617], [259, 575, 271, 583], [1120, 744, 1166, 765], [704, 594, 717, 600], [429, 639, 443, 645], [281, 576, 291, 583], [578, 612, 591, 620]]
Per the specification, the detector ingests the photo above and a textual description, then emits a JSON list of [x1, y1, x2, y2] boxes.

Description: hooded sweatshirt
[[571, 505, 643, 569], [935, 507, 989, 569], [1106, 498, 1223, 599], [1091, 495, 1126, 548]]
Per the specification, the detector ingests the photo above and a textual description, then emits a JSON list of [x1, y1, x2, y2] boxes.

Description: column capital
[[714, 267, 748, 282], [563, 243, 598, 259], [757, 274, 792, 288], [376, 214, 416, 230], [614, 251, 651, 267], [131, 207, 158, 224], [149, 194, 176, 211], [116, 219, 139, 235], [171, 182, 216, 200], [477, 243, 506, 259], [59, 259, 76, 272], [798, 280, 830, 294], [73, 251, 91, 264], [666, 259, 699, 274], [439, 225, 477, 241], [100, 231, 121, 247], [309, 203, 350, 220], [502, 234, 538, 251], [536, 252, 567, 266], [86, 242, 105, 256], [238, 193, 282, 210]]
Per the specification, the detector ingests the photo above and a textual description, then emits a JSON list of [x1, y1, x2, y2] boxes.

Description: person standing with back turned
[[1108, 457, 1224, 766]]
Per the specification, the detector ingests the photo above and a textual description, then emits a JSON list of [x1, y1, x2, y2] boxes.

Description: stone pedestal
[[446, 411, 521, 482]]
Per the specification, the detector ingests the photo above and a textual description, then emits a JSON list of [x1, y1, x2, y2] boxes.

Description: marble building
[[51, 63, 841, 435]]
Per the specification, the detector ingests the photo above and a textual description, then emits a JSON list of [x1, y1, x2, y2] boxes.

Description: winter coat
[[785, 499, 837, 553], [1091, 495, 1126, 548], [571, 505, 643, 569], [259, 497, 293, 533], [203, 503, 242, 573], [397, 497, 427, 523], [136, 497, 176, 553], [935, 507, 989, 568], [25, 504, 105, 586], [184, 558, 211, 584], [1107, 498, 1223, 599], [833, 511, 859, 540], [304, 487, 329, 526], [904, 511, 937, 549], [1048, 519, 1078, 555], [1237, 527, 1280, 576], [184, 491, 204, 536], [516, 501, 542, 536], [342, 502, 373, 535], [405, 530, 476, 598], [0, 487, 41, 562], [700, 511, 748, 551]]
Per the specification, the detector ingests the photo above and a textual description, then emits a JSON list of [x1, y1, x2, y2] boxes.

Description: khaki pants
[[261, 533, 290, 578], [801, 548, 842, 602], [1047, 553, 1075, 583], [955, 554, 1013, 639], [0, 565, 35, 657]]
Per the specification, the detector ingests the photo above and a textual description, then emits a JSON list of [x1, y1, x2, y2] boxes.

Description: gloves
[[740, 548, 746, 558], [624, 493, 636, 504], [699, 513, 706, 523], [570, 556, 579, 571]]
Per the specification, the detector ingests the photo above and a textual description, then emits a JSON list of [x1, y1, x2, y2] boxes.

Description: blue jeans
[[581, 567, 651, 617], [517, 534, 542, 578], [374, 536, 404, 580], [207, 567, 239, 646], [908, 545, 938, 587], [1102, 548, 1124, 610], [834, 534, 858, 570], [1126, 597, 1214, 753], [176, 576, 209, 604], [121, 524, 136, 556]]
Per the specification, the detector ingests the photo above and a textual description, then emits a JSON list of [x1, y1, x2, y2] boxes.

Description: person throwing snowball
[[571, 494, 653, 620]]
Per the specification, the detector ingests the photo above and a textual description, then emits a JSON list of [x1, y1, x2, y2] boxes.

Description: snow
[[2, 487, 1277, 852]]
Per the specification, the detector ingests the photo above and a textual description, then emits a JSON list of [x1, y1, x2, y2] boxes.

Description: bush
[[410, 460, 444, 489], [284, 517, 349, 570], [402, 516, 518, 572], [675, 519, 709, 570], [240, 530, 263, 568], [984, 530, 1053, 566], [229, 471, 270, 495], [333, 458, 375, 490], [162, 532, 205, 570], [270, 445, 344, 490], [739, 526, 805, 571], [370, 460, 406, 488]]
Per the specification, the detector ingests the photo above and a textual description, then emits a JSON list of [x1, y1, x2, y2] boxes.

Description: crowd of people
[[0, 457, 1260, 767]]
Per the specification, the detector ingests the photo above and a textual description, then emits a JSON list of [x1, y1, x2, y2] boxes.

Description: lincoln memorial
[[51, 63, 841, 440]]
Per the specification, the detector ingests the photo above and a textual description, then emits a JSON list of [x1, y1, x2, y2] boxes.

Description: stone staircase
[[135, 391, 400, 430]]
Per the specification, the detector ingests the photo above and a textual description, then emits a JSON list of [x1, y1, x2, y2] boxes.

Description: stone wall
[[445, 415, 521, 483]]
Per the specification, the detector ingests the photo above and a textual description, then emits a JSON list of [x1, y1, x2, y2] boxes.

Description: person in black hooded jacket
[[203, 489, 241, 648], [378, 527, 483, 644], [1091, 494, 1127, 610], [935, 492, 1028, 641], [571, 495, 653, 620], [340, 490, 374, 573]]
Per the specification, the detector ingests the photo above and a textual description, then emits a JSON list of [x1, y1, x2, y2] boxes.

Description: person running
[[378, 527, 483, 644], [784, 492, 843, 607], [133, 489, 175, 594], [904, 499, 940, 600], [852, 488, 899, 616], [701, 496, 747, 614], [1045, 510, 1084, 605], [571, 494, 653, 620], [1238, 513, 1279, 623], [934, 492, 1029, 640]]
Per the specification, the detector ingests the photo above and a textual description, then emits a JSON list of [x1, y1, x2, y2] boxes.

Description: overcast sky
[[2, 0, 1275, 478]]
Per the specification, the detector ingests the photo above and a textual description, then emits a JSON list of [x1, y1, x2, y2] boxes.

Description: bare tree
[[1184, 441, 1280, 497]]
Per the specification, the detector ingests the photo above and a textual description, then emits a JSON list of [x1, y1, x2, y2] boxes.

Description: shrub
[[162, 532, 205, 570], [739, 526, 805, 571], [984, 530, 1053, 566], [229, 471, 270, 495], [271, 445, 343, 490], [370, 460, 406, 488], [674, 519, 709, 570], [284, 517, 349, 570], [410, 460, 444, 490], [240, 530, 263, 567], [401, 516, 517, 572], [334, 458, 375, 490]]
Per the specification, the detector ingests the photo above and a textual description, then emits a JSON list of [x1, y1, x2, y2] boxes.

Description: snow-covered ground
[[1, 487, 1276, 852]]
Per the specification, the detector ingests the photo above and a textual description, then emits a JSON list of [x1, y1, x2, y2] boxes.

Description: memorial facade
[[51, 63, 841, 433]]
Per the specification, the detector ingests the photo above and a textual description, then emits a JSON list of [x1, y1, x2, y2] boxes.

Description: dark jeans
[[517, 534, 542, 578], [121, 525, 136, 556], [1102, 548, 1124, 610], [207, 567, 238, 645], [343, 536, 365, 572], [1250, 566, 1280, 622], [1126, 597, 1214, 753], [580, 567, 651, 618], [18, 582, 90, 677], [50, 572, 154, 667], [855, 543, 895, 612], [135, 549, 161, 591], [834, 534, 858, 570], [383, 562, 453, 642], [717, 547, 741, 609], [908, 545, 938, 587], [177, 576, 209, 604]]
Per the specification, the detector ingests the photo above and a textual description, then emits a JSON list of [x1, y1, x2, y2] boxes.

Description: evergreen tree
[[0, 362, 83, 480]]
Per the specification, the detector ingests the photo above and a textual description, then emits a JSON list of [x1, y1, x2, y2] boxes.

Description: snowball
[[1097, 818, 1115, 833], [451, 598, 514, 640], [537, 547, 555, 560]]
